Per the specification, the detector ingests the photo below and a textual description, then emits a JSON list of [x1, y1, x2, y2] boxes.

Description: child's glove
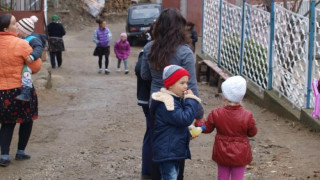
[[194, 117, 206, 127], [26, 55, 34, 63]]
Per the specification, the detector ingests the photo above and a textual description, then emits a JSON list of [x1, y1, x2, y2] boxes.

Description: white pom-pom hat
[[17, 15, 38, 36], [221, 75, 247, 103]]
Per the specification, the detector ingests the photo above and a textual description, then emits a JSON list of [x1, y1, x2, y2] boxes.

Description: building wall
[[0, 0, 45, 34], [162, 0, 180, 10], [186, 0, 202, 36]]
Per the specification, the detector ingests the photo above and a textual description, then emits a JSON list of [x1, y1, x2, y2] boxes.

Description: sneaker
[[16, 86, 31, 102], [0, 159, 10, 167], [117, 68, 121, 72], [15, 153, 31, 160], [98, 69, 102, 74], [105, 69, 110, 74], [125, 70, 129, 74]]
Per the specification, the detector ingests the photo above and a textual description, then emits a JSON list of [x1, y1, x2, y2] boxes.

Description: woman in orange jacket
[[0, 14, 42, 167]]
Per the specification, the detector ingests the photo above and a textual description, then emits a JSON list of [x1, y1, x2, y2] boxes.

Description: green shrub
[[220, 35, 268, 88]]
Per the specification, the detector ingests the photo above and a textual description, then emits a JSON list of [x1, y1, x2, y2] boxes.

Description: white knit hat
[[17, 15, 38, 36], [221, 76, 247, 103]]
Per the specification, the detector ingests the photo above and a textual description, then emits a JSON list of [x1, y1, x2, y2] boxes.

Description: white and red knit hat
[[163, 65, 190, 88], [17, 15, 38, 36]]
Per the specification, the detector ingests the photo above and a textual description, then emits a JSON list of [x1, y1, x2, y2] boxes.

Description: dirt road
[[0, 20, 319, 180]]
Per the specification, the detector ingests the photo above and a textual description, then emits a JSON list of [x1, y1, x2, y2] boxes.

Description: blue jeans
[[117, 59, 128, 70], [141, 105, 152, 176], [159, 160, 180, 180]]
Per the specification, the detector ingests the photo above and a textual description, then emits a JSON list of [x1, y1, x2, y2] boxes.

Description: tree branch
[[303, 1, 320, 17]]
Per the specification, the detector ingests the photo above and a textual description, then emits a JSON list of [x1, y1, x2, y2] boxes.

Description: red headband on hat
[[163, 68, 190, 88]]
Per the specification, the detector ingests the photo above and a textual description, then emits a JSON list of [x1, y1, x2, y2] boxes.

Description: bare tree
[[261, 0, 319, 16]]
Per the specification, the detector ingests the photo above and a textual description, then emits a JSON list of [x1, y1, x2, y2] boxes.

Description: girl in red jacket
[[195, 75, 257, 180]]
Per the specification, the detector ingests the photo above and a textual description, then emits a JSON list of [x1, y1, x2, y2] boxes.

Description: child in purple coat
[[114, 33, 130, 74]]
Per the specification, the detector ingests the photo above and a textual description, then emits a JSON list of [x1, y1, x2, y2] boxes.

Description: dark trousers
[[98, 54, 109, 69], [0, 121, 33, 155], [141, 105, 152, 176], [50, 51, 62, 68]]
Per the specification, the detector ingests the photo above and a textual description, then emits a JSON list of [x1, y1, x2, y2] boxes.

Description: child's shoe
[[117, 68, 121, 72], [15, 150, 30, 160], [0, 159, 10, 167], [0, 155, 10, 167], [98, 69, 102, 74], [105, 69, 110, 74], [16, 86, 31, 102], [15, 153, 31, 160], [125, 70, 129, 74]]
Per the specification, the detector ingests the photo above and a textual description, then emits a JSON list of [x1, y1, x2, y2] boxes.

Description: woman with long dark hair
[[140, 8, 204, 180], [0, 14, 42, 167]]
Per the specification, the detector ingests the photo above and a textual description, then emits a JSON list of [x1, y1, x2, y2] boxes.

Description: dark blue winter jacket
[[24, 35, 43, 60], [150, 88, 201, 162], [140, 41, 204, 120]]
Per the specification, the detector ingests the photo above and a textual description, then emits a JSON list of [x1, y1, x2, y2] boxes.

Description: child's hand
[[185, 89, 194, 95], [188, 125, 199, 140], [195, 117, 206, 127], [188, 125, 195, 131], [26, 55, 33, 63]]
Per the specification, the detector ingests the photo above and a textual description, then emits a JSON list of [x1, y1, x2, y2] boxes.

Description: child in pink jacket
[[114, 33, 130, 74], [312, 79, 320, 119]]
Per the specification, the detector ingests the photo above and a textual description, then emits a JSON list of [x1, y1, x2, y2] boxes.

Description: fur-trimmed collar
[[151, 88, 201, 111]]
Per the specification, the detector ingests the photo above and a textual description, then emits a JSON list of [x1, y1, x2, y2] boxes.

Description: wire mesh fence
[[242, 3, 270, 89], [202, 0, 220, 61], [272, 5, 309, 108], [219, 1, 242, 75], [202, 0, 318, 109]]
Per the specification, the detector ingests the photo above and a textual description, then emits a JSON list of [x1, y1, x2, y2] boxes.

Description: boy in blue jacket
[[16, 16, 43, 101], [150, 65, 201, 180]]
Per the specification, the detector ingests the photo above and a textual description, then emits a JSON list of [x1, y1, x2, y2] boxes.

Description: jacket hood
[[151, 88, 201, 111]]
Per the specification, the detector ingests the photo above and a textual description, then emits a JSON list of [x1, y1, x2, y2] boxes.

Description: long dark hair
[[149, 8, 191, 71], [0, 14, 12, 32], [96, 18, 106, 28]]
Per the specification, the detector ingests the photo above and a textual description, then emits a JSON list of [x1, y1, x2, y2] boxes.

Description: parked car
[[131, 0, 140, 4], [126, 3, 162, 45]]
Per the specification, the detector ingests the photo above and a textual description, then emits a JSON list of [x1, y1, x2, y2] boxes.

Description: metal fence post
[[306, 0, 316, 109], [201, 0, 205, 54], [217, 0, 223, 67], [267, 0, 275, 90], [239, 0, 246, 75]]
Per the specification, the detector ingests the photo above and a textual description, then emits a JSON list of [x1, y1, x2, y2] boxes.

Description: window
[[131, 8, 160, 20]]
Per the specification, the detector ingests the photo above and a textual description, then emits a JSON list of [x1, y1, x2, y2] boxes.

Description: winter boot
[[16, 86, 31, 102]]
